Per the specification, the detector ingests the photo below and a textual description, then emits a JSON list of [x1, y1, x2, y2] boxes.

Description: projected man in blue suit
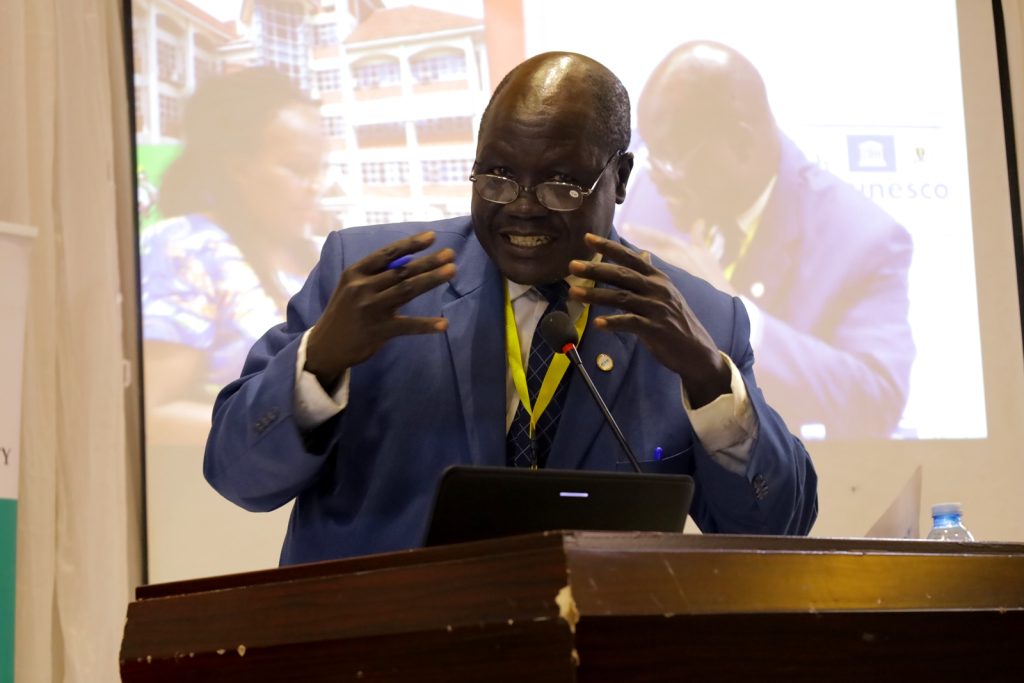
[[618, 41, 915, 440], [204, 52, 818, 565]]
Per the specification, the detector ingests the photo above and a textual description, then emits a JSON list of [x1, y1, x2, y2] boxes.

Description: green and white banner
[[0, 222, 36, 683]]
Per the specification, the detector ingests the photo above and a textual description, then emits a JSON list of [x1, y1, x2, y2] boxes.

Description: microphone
[[539, 311, 643, 473]]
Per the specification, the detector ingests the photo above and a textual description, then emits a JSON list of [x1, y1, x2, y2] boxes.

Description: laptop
[[423, 465, 695, 547]]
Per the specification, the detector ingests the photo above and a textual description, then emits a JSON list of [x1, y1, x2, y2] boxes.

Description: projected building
[[129, 0, 235, 142], [313, 5, 487, 228], [130, 0, 488, 230]]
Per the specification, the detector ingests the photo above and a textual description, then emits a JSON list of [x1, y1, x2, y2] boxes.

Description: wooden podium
[[120, 532, 1024, 681]]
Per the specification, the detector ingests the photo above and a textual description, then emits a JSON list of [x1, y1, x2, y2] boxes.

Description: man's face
[[231, 103, 325, 241], [646, 132, 741, 229], [471, 99, 628, 285]]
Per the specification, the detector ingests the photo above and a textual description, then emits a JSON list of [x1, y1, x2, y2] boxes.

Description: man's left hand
[[568, 233, 731, 409]]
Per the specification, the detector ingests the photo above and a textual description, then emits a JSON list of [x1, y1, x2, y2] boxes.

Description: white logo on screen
[[856, 140, 889, 169]]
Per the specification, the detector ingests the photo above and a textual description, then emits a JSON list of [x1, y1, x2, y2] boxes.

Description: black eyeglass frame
[[469, 150, 624, 212]]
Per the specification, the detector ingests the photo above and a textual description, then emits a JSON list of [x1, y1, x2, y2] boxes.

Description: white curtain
[[1, 0, 141, 680]]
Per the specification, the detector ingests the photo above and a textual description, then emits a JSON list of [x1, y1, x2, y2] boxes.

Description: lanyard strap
[[723, 214, 762, 281], [505, 282, 590, 437]]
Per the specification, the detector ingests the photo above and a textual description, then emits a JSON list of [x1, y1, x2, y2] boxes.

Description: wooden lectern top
[[121, 532, 1024, 682]]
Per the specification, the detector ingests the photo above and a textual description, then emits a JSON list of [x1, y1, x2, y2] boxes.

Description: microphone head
[[539, 310, 578, 353]]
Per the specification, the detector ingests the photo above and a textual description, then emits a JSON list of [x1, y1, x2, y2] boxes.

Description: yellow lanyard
[[723, 214, 762, 281], [504, 282, 590, 439]]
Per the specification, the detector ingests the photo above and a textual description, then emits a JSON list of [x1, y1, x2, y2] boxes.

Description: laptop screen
[[424, 466, 695, 547]]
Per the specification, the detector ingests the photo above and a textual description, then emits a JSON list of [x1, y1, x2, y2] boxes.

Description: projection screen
[[128, 0, 1024, 582]]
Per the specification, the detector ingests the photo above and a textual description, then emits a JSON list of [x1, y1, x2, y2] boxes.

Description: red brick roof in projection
[[345, 6, 481, 44]]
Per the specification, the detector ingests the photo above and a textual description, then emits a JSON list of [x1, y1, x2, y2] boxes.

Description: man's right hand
[[621, 222, 737, 297], [304, 231, 457, 390]]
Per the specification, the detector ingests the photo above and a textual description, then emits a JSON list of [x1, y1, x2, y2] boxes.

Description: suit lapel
[[443, 237, 507, 467], [732, 137, 805, 309], [545, 295, 638, 471], [443, 228, 647, 471]]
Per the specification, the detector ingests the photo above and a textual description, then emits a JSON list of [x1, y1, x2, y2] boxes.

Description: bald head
[[639, 41, 775, 145], [638, 41, 781, 224], [479, 52, 631, 156]]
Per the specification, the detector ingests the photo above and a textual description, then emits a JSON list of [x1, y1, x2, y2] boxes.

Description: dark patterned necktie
[[506, 281, 571, 468]]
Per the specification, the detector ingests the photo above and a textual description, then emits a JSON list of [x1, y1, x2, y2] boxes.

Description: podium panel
[[121, 533, 1024, 681]]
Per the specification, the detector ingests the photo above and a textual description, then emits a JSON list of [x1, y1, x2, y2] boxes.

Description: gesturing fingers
[[385, 315, 449, 337], [568, 284, 663, 319], [376, 261, 457, 311], [309, 233, 456, 381], [569, 232, 664, 297], [352, 230, 438, 275], [566, 234, 730, 404], [569, 258, 653, 294], [584, 232, 658, 274], [568, 235, 673, 319], [590, 312, 657, 335], [376, 243, 455, 282], [346, 234, 457, 313], [566, 231, 701, 355]]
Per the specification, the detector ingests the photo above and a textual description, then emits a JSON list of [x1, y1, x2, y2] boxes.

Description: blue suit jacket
[[204, 217, 817, 564], [619, 135, 914, 438]]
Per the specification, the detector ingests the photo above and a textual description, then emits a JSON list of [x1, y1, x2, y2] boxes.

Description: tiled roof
[[166, 0, 237, 37], [345, 6, 481, 44]]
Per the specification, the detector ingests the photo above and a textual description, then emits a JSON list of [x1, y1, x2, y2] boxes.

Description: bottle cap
[[931, 502, 963, 517]]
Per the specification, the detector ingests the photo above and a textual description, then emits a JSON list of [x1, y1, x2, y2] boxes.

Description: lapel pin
[[595, 353, 614, 372]]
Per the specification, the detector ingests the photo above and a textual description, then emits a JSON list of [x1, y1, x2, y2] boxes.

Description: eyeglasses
[[469, 151, 623, 212], [647, 140, 708, 183]]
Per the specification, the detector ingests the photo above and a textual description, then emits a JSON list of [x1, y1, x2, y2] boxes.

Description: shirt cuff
[[294, 327, 349, 431], [739, 296, 764, 350], [681, 351, 758, 474]]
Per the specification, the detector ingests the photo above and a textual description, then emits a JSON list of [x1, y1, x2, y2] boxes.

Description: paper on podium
[[865, 465, 923, 539]]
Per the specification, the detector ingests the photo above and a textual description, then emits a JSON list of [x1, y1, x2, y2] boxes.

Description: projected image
[[524, 0, 983, 442], [131, 0, 491, 578], [617, 42, 915, 440], [133, 1, 486, 445], [130, 0, 1001, 580], [141, 68, 325, 413], [131, 0, 981, 463]]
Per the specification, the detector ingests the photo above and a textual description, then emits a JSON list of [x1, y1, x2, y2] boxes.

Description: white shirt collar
[[506, 253, 601, 302]]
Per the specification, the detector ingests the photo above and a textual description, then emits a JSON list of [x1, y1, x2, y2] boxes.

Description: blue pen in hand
[[653, 446, 664, 462], [387, 255, 414, 270]]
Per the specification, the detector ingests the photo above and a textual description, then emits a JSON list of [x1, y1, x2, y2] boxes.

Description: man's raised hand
[[568, 233, 730, 408], [305, 231, 456, 390]]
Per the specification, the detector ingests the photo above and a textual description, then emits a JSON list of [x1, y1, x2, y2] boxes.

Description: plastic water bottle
[[926, 502, 975, 541]]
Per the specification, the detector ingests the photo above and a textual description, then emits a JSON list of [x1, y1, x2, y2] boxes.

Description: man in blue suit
[[619, 41, 915, 439], [204, 52, 818, 565]]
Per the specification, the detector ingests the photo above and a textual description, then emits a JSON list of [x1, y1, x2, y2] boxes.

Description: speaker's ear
[[615, 151, 635, 204]]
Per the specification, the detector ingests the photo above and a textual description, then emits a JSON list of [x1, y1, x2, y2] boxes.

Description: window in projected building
[[410, 51, 468, 84]]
